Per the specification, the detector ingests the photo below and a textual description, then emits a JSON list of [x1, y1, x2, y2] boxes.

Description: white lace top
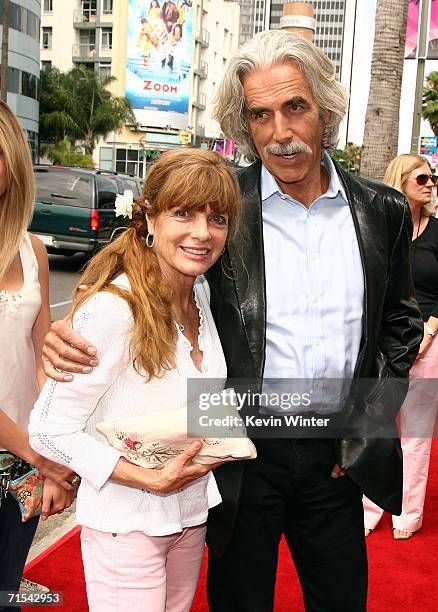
[[29, 274, 224, 536], [0, 233, 41, 447]]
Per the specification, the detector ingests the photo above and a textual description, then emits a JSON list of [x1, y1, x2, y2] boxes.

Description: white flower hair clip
[[114, 190, 134, 219]]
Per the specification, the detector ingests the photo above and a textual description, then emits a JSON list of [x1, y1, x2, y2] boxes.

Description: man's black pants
[[207, 438, 367, 612]]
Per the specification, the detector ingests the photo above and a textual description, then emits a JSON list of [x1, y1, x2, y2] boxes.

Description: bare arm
[[0, 410, 74, 489], [41, 479, 77, 520], [110, 441, 224, 494], [417, 315, 438, 358], [29, 234, 51, 389]]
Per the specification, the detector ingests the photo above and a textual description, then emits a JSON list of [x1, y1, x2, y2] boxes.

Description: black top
[[411, 216, 438, 320]]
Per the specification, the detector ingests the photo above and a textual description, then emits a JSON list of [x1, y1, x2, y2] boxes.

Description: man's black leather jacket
[[205, 159, 423, 558]]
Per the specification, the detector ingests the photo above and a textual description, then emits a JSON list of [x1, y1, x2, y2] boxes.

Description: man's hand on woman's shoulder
[[43, 317, 99, 382]]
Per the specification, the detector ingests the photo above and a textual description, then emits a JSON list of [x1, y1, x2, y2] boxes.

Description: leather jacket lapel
[[227, 163, 266, 383], [228, 159, 387, 383]]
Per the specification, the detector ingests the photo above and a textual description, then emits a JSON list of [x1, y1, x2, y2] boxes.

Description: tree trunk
[[360, 0, 408, 180], [0, 0, 10, 102]]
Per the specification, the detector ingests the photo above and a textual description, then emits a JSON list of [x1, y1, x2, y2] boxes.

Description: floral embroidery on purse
[[9, 465, 44, 523]]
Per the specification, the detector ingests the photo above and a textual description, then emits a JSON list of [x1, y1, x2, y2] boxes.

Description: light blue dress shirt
[[261, 153, 364, 413]]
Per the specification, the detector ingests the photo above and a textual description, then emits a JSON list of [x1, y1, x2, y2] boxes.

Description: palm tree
[[360, 0, 409, 180], [46, 137, 95, 168], [70, 66, 137, 155], [39, 66, 137, 156], [422, 71, 438, 134], [39, 67, 83, 146]]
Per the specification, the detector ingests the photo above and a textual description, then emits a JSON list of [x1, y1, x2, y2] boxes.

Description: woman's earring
[[145, 233, 154, 248]]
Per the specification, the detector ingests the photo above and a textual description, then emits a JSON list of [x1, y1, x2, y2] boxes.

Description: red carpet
[[24, 442, 438, 611]]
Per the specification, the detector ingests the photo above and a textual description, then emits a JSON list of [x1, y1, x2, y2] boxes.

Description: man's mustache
[[264, 142, 312, 156]]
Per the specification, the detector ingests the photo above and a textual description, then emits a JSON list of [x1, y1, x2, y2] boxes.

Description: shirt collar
[[261, 150, 348, 205]]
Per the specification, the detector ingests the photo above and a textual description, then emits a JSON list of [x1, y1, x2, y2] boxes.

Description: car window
[[35, 169, 93, 208], [96, 176, 119, 209], [118, 177, 141, 197]]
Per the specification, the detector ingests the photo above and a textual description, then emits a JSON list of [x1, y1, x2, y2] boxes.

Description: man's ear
[[322, 110, 332, 126]]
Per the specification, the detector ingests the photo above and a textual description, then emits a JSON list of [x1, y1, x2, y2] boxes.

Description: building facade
[[269, 0, 356, 80], [40, 0, 240, 177], [0, 0, 41, 158], [237, 0, 270, 47]]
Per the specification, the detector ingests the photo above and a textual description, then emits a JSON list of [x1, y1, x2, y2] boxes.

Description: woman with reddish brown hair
[[29, 150, 241, 611]]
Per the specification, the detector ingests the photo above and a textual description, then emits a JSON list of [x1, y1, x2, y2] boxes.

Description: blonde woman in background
[[0, 101, 75, 605], [363, 154, 438, 540]]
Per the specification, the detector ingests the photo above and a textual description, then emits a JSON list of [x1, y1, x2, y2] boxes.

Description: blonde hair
[[213, 30, 348, 160], [384, 154, 435, 217], [74, 149, 241, 381], [0, 101, 35, 282]]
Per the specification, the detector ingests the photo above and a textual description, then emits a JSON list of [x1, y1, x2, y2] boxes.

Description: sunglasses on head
[[413, 173, 437, 186]]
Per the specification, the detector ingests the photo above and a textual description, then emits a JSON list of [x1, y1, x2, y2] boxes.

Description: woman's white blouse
[[0, 233, 41, 445], [29, 274, 224, 536]]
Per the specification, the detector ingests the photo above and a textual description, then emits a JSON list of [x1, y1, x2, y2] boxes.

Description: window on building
[[0, 3, 40, 42], [42, 27, 52, 49], [115, 149, 145, 178], [43, 0, 53, 12], [7, 67, 20, 94], [99, 63, 111, 80], [7, 3, 18, 29], [41, 60, 52, 70], [102, 0, 113, 14], [28, 12, 39, 41], [99, 147, 113, 171], [80, 29, 96, 53], [82, 0, 97, 21], [26, 130, 38, 162], [22, 71, 38, 99], [101, 28, 113, 49], [4, 67, 39, 100]]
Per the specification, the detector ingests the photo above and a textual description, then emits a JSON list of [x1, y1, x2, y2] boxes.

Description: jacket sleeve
[[360, 197, 424, 427]]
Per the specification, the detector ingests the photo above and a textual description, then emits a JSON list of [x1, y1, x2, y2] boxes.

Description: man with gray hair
[[204, 30, 422, 610], [41, 30, 422, 611]]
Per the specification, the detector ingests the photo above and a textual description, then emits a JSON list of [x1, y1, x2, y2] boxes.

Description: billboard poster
[[420, 136, 438, 155], [126, 1, 193, 129], [405, 0, 420, 59], [429, 0, 438, 58]]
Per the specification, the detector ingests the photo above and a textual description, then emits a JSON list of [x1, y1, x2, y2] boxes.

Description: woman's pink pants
[[363, 336, 438, 532], [81, 524, 206, 611]]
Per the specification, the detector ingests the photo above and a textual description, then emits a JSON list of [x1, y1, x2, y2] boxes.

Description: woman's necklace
[[174, 294, 198, 334], [414, 216, 423, 241]]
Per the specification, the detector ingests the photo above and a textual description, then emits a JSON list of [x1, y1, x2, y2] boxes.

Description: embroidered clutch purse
[[9, 466, 44, 522], [0, 452, 43, 522], [97, 400, 257, 469]]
